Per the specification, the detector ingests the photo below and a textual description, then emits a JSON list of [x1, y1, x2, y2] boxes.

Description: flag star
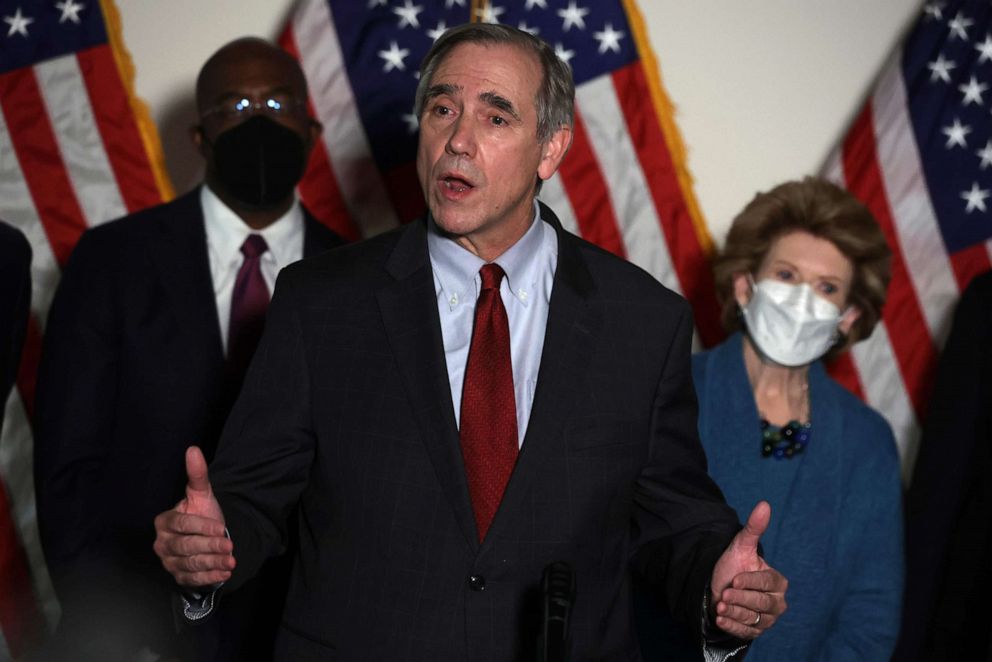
[[593, 22, 625, 54], [557, 1, 590, 32], [928, 54, 956, 83], [525, 0, 547, 9], [959, 75, 988, 105], [445, 0, 466, 7], [554, 43, 575, 67], [402, 111, 419, 134], [976, 34, 992, 64], [4, 8, 34, 37], [517, 21, 539, 36], [55, 0, 85, 24], [378, 41, 410, 72], [948, 10, 973, 40], [977, 139, 992, 169], [426, 20, 447, 42], [942, 118, 972, 148], [475, 4, 505, 24], [923, 2, 944, 21], [393, 0, 423, 29], [961, 182, 990, 213]]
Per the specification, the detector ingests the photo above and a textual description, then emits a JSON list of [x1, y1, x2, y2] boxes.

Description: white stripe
[[0, 393, 59, 629], [34, 56, 127, 229], [872, 55, 960, 347], [575, 76, 680, 294], [0, 111, 63, 330], [537, 174, 579, 235], [292, 0, 399, 237], [821, 148, 844, 185], [849, 323, 920, 483]]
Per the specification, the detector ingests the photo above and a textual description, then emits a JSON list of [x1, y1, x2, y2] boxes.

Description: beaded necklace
[[759, 378, 811, 460], [760, 418, 811, 459]]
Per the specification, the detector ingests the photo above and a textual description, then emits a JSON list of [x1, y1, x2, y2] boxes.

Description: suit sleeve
[[33, 231, 122, 589], [629, 301, 742, 635], [208, 267, 316, 591]]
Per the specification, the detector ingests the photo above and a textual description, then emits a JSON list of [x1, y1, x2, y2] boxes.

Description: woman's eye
[[775, 269, 794, 281]]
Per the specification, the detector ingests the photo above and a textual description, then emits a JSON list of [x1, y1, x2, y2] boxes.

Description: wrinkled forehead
[[429, 41, 541, 100]]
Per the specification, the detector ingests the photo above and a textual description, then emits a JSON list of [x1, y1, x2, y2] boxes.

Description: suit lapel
[[145, 189, 225, 369], [375, 220, 479, 552], [484, 205, 603, 547]]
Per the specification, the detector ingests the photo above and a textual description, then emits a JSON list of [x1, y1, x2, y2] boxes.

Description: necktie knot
[[241, 234, 268, 259], [479, 263, 505, 291]]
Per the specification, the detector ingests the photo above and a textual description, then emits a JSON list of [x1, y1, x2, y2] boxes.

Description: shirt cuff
[[700, 589, 749, 662]]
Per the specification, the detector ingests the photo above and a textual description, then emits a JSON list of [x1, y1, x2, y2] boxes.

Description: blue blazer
[[693, 333, 904, 660]]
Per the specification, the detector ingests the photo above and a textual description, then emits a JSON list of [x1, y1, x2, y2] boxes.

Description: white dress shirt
[[427, 202, 558, 445], [201, 186, 304, 354]]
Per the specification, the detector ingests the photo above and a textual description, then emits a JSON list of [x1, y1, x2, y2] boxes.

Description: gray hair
[[414, 23, 575, 144]]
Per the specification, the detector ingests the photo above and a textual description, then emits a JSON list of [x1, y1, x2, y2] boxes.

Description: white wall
[[118, 0, 922, 242]]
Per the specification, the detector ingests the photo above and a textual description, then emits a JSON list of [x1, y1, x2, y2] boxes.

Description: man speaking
[[155, 24, 787, 660]]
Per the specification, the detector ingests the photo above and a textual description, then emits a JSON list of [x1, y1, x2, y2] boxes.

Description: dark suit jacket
[[208, 205, 741, 661], [0, 221, 31, 433], [33, 189, 343, 660], [894, 270, 992, 661]]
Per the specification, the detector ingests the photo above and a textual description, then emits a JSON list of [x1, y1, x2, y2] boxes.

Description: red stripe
[[841, 102, 936, 420], [825, 352, 866, 400], [77, 46, 164, 213], [556, 107, 627, 258], [279, 29, 361, 240], [611, 63, 723, 347], [381, 160, 426, 226], [15, 316, 43, 421], [949, 242, 992, 292], [0, 68, 88, 266]]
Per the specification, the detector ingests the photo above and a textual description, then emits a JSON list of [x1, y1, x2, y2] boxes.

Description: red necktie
[[460, 263, 519, 542], [227, 234, 270, 379]]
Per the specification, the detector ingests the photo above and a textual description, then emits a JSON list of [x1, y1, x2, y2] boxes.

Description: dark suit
[[33, 189, 343, 660], [894, 270, 992, 661], [0, 221, 31, 433], [208, 205, 740, 661]]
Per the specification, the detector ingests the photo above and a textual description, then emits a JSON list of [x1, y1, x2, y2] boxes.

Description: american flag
[[278, 0, 724, 345], [0, 0, 172, 656], [822, 0, 992, 478]]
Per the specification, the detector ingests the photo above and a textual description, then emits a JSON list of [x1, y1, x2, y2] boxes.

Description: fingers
[[734, 500, 771, 555], [153, 508, 235, 587], [731, 568, 789, 595], [185, 446, 211, 494], [713, 613, 763, 640]]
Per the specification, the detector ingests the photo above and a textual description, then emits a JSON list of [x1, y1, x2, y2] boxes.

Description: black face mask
[[208, 115, 307, 208]]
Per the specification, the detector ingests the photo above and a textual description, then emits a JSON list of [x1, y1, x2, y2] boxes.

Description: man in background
[[34, 37, 343, 660]]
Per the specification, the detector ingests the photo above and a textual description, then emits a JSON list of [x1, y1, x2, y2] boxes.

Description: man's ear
[[537, 125, 573, 181]]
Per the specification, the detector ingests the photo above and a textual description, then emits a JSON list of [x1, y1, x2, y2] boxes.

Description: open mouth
[[441, 175, 473, 193]]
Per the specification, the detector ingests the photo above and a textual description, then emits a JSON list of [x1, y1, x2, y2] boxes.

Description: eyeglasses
[[202, 94, 306, 120]]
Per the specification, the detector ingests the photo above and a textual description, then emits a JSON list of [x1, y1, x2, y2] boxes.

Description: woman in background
[[694, 177, 903, 660]]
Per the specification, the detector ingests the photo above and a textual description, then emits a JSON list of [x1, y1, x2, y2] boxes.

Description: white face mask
[[742, 278, 843, 367]]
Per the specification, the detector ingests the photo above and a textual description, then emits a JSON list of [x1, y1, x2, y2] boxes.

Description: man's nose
[[445, 116, 476, 157]]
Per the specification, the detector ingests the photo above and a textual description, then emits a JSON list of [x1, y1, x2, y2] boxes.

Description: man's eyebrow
[[479, 91, 520, 121], [424, 83, 460, 100]]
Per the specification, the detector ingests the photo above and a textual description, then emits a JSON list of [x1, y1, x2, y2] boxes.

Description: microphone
[[538, 561, 575, 662]]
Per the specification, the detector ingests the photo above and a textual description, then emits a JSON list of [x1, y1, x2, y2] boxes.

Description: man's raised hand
[[153, 446, 235, 586], [709, 501, 789, 639]]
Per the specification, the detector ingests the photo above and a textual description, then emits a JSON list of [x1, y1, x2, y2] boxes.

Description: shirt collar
[[201, 185, 304, 268], [427, 200, 545, 310]]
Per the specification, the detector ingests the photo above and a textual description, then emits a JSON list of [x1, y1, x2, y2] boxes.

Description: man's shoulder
[[0, 220, 31, 268], [80, 189, 201, 247], [280, 220, 413, 287], [561, 228, 688, 310]]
